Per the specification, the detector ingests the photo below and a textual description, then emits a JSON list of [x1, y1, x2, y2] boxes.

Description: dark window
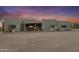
[[61, 25, 67, 28], [50, 25, 55, 28], [10, 25, 16, 28], [8, 25, 16, 32]]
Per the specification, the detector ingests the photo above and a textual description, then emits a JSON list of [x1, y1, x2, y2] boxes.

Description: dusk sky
[[0, 6, 79, 23]]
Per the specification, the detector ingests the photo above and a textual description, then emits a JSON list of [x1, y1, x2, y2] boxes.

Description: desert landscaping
[[0, 29, 79, 52]]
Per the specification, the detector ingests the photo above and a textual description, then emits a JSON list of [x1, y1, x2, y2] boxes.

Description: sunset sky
[[0, 6, 79, 23]]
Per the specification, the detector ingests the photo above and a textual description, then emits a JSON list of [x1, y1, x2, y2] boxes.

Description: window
[[8, 25, 16, 32], [61, 25, 67, 28], [50, 25, 55, 28], [10, 25, 16, 28]]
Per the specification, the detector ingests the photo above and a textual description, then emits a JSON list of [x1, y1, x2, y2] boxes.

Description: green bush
[[73, 24, 79, 29]]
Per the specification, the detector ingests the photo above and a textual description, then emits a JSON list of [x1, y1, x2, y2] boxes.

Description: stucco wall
[[42, 20, 57, 31], [3, 18, 73, 32], [4, 19, 22, 32]]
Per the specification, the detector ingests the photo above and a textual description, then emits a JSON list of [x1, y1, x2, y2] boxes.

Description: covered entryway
[[23, 23, 42, 32]]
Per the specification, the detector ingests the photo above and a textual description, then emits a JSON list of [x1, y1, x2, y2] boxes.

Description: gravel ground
[[0, 29, 79, 52]]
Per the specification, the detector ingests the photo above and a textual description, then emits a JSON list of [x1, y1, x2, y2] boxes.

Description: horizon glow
[[0, 6, 79, 23]]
